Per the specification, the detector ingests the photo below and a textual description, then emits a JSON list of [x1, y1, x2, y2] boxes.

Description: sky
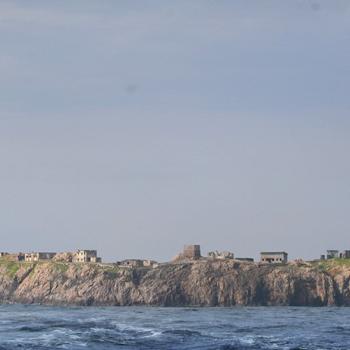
[[0, 0, 349, 262]]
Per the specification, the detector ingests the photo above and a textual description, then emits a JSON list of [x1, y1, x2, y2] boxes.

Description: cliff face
[[0, 259, 350, 306]]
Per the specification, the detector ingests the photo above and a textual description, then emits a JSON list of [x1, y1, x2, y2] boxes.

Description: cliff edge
[[1, 258, 350, 306]]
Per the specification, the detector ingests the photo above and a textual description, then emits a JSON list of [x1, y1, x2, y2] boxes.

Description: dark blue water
[[0, 305, 349, 349]]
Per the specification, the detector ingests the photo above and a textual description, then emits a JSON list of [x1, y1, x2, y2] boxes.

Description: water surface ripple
[[0, 305, 348, 349]]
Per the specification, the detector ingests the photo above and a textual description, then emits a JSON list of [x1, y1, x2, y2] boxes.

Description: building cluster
[[3, 244, 349, 267], [179, 245, 350, 264], [0, 250, 102, 263], [320, 250, 350, 260], [174, 245, 289, 264], [0, 250, 158, 268]]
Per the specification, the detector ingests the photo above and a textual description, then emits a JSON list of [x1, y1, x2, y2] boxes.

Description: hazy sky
[[0, 1, 349, 262]]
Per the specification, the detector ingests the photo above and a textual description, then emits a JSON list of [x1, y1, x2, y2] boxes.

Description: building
[[208, 251, 234, 259], [183, 245, 201, 259], [172, 244, 202, 262], [13, 253, 25, 261], [326, 250, 339, 259], [90, 256, 102, 263], [143, 259, 157, 267], [0, 252, 9, 257], [340, 251, 350, 259], [260, 252, 288, 264], [117, 259, 144, 268], [320, 250, 350, 260], [73, 250, 101, 263], [25, 252, 56, 262]]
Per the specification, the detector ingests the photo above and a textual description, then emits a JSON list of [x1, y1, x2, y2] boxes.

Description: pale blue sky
[[0, 1, 349, 261]]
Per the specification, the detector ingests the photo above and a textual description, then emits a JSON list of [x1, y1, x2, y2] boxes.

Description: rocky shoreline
[[0, 258, 350, 306]]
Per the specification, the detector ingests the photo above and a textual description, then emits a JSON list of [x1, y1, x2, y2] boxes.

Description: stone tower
[[183, 245, 201, 259]]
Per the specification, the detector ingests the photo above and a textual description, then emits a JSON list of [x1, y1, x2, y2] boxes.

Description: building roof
[[260, 251, 288, 255]]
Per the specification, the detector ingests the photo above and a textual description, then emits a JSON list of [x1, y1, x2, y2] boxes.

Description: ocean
[[0, 305, 348, 349]]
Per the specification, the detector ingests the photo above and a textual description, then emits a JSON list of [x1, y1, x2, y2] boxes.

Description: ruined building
[[116, 259, 144, 268], [260, 252, 288, 264], [25, 252, 56, 262], [326, 250, 339, 259], [73, 250, 102, 263], [142, 259, 157, 267], [321, 250, 350, 260], [14, 253, 25, 261], [207, 250, 234, 259], [340, 250, 350, 259], [183, 245, 201, 259], [116, 259, 158, 268]]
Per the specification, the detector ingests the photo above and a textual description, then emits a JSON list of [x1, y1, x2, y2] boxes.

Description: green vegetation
[[101, 265, 120, 279], [72, 262, 84, 271], [0, 259, 21, 278], [312, 258, 350, 272], [51, 262, 69, 273], [0, 258, 128, 280], [315, 261, 327, 272]]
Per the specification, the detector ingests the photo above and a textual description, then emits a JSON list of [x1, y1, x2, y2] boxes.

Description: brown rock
[[0, 259, 349, 306]]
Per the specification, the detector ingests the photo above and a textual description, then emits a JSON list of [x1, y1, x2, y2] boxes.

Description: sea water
[[0, 305, 349, 349]]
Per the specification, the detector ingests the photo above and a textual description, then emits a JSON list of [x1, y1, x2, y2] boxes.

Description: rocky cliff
[[1, 258, 350, 306]]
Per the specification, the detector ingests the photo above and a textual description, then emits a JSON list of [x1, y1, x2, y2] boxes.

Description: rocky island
[[1, 257, 350, 307]]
